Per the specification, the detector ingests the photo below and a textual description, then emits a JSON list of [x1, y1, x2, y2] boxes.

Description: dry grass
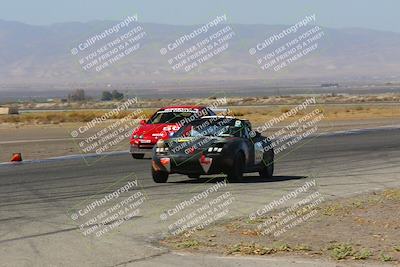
[[1, 102, 399, 125], [229, 105, 400, 126], [162, 189, 400, 263]]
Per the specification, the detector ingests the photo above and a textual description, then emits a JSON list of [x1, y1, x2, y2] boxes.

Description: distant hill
[[0, 19, 400, 85]]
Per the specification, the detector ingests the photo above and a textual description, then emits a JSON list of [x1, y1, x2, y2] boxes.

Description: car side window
[[230, 126, 242, 138], [205, 108, 215, 116]]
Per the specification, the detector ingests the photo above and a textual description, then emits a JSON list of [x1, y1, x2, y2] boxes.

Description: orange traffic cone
[[11, 153, 22, 162]]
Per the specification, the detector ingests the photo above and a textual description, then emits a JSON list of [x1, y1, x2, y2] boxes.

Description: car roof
[[201, 116, 249, 122], [197, 116, 251, 127], [159, 105, 206, 110], [201, 115, 236, 119]]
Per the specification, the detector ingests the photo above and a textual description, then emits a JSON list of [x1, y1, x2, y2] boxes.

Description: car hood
[[133, 123, 180, 137], [165, 136, 235, 152]]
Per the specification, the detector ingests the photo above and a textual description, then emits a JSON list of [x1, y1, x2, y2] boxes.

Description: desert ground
[[162, 188, 400, 264]]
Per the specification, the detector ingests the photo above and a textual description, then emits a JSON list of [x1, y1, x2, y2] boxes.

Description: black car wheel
[[152, 167, 169, 183], [132, 153, 145, 159], [227, 152, 245, 182], [259, 161, 274, 179]]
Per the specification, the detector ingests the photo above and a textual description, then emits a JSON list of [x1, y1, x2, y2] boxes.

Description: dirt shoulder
[[161, 189, 400, 265]]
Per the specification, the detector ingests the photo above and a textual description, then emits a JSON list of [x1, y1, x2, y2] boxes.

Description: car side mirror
[[139, 119, 146, 125]]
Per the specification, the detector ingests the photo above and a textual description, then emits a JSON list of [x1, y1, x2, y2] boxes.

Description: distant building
[[0, 106, 19, 115], [321, 83, 340, 88]]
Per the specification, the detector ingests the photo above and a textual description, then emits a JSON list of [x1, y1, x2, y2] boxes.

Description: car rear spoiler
[[209, 107, 230, 115]]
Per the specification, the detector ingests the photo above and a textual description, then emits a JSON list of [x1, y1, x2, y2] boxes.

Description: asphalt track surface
[[1, 127, 400, 266]]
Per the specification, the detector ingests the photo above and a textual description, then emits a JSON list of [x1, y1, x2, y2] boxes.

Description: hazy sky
[[1, 0, 399, 32]]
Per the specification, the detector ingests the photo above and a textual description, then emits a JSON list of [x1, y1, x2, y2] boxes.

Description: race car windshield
[[147, 111, 196, 124], [174, 119, 242, 138]]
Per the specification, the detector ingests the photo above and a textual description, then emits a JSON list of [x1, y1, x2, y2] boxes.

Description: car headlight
[[207, 147, 223, 153], [133, 134, 139, 139], [139, 134, 144, 139]]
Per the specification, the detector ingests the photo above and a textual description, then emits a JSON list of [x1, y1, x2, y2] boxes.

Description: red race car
[[130, 106, 216, 159]]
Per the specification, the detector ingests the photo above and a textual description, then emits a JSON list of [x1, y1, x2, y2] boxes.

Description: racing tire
[[152, 167, 169, 183], [188, 174, 200, 179], [227, 152, 245, 182], [259, 161, 274, 179], [131, 153, 145, 159]]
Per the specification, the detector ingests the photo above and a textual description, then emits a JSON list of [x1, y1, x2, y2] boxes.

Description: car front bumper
[[152, 152, 232, 175], [130, 143, 154, 156]]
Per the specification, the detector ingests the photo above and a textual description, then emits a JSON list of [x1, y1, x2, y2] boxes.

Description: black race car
[[151, 116, 274, 183]]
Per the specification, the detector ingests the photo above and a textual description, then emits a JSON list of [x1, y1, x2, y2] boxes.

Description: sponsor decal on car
[[163, 125, 180, 131]]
